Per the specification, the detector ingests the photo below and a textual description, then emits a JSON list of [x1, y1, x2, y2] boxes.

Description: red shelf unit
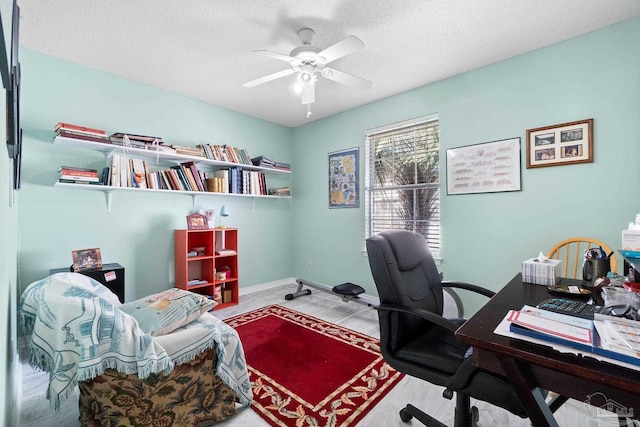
[[174, 228, 239, 309]]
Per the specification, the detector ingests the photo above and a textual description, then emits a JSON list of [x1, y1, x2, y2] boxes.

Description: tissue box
[[622, 230, 640, 256], [522, 258, 561, 286]]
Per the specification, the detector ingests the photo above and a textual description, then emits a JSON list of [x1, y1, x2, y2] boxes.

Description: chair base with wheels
[[400, 392, 480, 427]]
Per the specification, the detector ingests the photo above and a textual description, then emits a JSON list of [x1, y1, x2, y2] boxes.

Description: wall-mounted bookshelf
[[53, 135, 291, 213]]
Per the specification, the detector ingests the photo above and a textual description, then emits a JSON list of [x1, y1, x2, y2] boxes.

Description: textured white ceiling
[[18, 0, 640, 128]]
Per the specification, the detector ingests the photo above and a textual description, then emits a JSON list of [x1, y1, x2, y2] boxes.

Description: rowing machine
[[285, 278, 378, 308], [286, 278, 463, 317]]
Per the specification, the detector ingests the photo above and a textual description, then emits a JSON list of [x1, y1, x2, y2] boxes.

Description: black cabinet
[[50, 263, 125, 303]]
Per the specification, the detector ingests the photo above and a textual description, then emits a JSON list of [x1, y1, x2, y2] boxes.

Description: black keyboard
[[536, 298, 605, 319]]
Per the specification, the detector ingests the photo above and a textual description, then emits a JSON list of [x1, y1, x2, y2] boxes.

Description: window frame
[[364, 114, 440, 254]]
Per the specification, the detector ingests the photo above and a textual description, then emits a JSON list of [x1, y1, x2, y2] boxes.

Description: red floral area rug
[[224, 304, 404, 427]]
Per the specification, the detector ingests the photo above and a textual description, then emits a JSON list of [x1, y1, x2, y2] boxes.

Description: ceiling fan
[[243, 28, 372, 117]]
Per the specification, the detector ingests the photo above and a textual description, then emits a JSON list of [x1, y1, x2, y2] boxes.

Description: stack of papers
[[505, 305, 640, 368], [507, 306, 594, 345], [594, 314, 640, 359]]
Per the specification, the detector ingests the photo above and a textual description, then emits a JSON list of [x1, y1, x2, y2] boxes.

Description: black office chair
[[366, 230, 529, 427]]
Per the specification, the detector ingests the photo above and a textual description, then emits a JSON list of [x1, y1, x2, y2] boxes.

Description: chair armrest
[[375, 304, 460, 333], [442, 281, 495, 298]]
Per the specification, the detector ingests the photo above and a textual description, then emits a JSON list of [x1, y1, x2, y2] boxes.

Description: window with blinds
[[365, 115, 440, 253]]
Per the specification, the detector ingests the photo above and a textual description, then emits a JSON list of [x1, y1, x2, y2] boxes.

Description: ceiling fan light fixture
[[292, 83, 303, 95], [297, 64, 316, 88]]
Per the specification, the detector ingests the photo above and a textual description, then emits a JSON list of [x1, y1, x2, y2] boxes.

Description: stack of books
[[215, 248, 237, 256], [172, 145, 206, 157], [269, 186, 291, 197], [252, 155, 275, 168], [55, 122, 110, 144], [110, 132, 164, 150], [58, 166, 101, 184], [273, 161, 291, 171], [252, 155, 291, 171]]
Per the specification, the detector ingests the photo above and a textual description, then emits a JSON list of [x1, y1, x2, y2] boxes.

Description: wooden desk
[[455, 274, 640, 427]]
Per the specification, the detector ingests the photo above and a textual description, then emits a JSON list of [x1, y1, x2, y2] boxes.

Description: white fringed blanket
[[19, 273, 252, 410]]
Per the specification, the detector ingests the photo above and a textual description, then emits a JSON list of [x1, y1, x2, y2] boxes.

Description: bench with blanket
[[19, 272, 252, 426]]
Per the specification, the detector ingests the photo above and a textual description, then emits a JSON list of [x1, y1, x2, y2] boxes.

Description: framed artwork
[[72, 247, 103, 272], [526, 118, 593, 168], [446, 137, 521, 195], [329, 147, 359, 208], [204, 209, 215, 228], [186, 213, 208, 229]]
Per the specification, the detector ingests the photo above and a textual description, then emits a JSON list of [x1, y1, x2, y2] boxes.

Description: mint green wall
[[18, 50, 293, 299], [291, 17, 640, 294]]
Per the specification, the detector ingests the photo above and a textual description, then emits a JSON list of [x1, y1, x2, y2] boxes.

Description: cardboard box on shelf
[[222, 289, 233, 303]]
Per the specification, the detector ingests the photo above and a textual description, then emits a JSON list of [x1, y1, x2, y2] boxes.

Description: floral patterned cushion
[[78, 348, 237, 427]]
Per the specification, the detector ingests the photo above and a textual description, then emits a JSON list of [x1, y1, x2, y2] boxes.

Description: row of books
[[210, 167, 269, 196], [54, 122, 282, 169], [197, 144, 253, 165], [106, 154, 208, 191], [93, 155, 269, 195], [59, 160, 274, 196]]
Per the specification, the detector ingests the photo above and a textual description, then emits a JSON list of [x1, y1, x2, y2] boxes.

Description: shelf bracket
[[105, 190, 113, 214], [191, 194, 198, 211]]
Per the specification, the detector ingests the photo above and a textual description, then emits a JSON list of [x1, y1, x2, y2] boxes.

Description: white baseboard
[[239, 277, 297, 296]]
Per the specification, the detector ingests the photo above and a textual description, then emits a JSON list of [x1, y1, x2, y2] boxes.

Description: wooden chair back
[[547, 237, 617, 279]]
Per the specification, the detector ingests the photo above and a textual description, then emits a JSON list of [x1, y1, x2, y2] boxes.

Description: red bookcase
[[174, 228, 238, 309]]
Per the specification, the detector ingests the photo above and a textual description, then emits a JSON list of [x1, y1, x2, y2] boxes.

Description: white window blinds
[[365, 115, 440, 252]]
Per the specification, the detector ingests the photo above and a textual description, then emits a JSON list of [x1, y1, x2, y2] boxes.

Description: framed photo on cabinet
[[72, 247, 103, 272], [526, 119, 593, 168], [186, 213, 208, 229]]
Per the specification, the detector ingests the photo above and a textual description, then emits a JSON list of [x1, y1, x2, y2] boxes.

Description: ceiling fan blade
[[253, 50, 299, 64], [243, 68, 295, 88], [317, 35, 364, 64], [301, 83, 315, 105], [321, 67, 372, 91]]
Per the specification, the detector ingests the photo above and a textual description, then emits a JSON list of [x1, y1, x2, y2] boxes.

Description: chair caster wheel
[[399, 408, 413, 422], [471, 406, 479, 425], [285, 294, 294, 300]]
